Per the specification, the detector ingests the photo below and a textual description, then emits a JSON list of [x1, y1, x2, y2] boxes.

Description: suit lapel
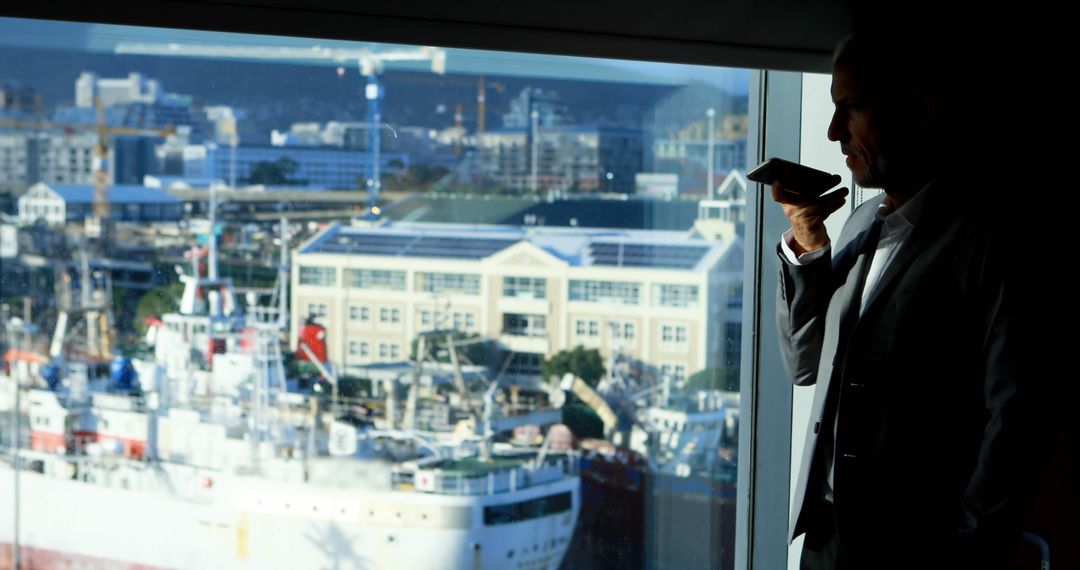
[[860, 180, 958, 315], [832, 222, 879, 342]]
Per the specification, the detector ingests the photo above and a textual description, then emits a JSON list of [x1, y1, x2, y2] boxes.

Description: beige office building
[[291, 220, 742, 384]]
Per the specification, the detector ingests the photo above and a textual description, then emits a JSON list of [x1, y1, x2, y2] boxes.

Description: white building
[[203, 143, 407, 190], [291, 221, 743, 382], [17, 183, 66, 225], [17, 182, 184, 226], [75, 72, 161, 108], [0, 131, 96, 186], [692, 172, 748, 243]]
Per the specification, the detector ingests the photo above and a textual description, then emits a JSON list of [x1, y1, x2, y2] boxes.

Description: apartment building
[[291, 221, 742, 383]]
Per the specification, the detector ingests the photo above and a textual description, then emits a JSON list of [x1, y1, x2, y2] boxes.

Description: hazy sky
[[0, 17, 751, 94]]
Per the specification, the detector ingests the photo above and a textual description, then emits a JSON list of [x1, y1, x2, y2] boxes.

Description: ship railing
[[248, 306, 283, 327], [392, 452, 579, 496], [3, 448, 225, 503]]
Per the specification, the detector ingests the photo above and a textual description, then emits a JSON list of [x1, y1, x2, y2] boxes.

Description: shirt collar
[[875, 178, 935, 233]]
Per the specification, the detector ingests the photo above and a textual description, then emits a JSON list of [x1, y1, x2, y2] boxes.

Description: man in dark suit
[[773, 34, 1043, 569]]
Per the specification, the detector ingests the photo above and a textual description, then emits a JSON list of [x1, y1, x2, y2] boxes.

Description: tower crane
[[0, 103, 175, 363], [0, 100, 176, 245], [113, 41, 447, 218]]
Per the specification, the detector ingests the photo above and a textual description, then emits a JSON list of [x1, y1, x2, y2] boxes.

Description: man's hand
[[771, 181, 849, 256]]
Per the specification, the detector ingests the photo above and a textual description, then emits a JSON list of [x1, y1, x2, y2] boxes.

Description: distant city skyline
[[0, 16, 751, 94]]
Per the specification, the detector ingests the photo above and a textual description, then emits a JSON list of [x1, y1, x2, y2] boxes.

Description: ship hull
[[1, 462, 579, 570]]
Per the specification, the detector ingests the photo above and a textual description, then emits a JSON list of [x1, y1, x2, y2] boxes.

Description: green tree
[[134, 283, 185, 336], [245, 157, 305, 186], [382, 164, 451, 192], [684, 366, 740, 392], [542, 345, 605, 388]]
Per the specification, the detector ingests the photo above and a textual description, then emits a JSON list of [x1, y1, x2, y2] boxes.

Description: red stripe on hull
[[1, 543, 172, 570], [30, 432, 67, 454], [71, 431, 146, 460]]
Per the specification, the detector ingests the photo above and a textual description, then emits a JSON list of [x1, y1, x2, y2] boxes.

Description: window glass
[[0, 15, 749, 570], [569, 279, 641, 305], [344, 268, 406, 291], [653, 283, 700, 308], [503, 276, 547, 299], [416, 272, 481, 295], [298, 265, 336, 286]]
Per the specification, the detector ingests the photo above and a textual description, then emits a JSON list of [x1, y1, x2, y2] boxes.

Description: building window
[[306, 303, 328, 319], [568, 279, 640, 305], [466, 313, 476, 329], [654, 283, 700, 308], [660, 363, 687, 384], [348, 304, 371, 322], [575, 319, 600, 337], [379, 307, 401, 324], [416, 272, 481, 295], [345, 268, 406, 291], [661, 324, 688, 345], [503, 276, 547, 299], [503, 313, 546, 337], [453, 312, 464, 330], [299, 266, 336, 286], [379, 343, 401, 360], [609, 321, 636, 341]]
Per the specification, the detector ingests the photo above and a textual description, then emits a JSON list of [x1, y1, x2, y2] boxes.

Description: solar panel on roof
[[589, 242, 708, 269], [307, 232, 515, 259]]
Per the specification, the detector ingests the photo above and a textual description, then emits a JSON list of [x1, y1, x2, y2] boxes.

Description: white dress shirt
[[780, 181, 933, 316]]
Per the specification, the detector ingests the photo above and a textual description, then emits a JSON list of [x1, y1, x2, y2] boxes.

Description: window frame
[[0, 13, 821, 569]]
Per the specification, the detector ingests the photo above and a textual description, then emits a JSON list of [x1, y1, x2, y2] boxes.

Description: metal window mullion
[[734, 68, 803, 570]]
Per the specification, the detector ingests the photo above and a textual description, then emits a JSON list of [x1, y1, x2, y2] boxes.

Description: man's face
[[828, 62, 889, 188]]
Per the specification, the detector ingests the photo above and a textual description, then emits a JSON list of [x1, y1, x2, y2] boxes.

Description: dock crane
[[112, 41, 447, 218], [0, 98, 176, 245], [0, 100, 175, 363]]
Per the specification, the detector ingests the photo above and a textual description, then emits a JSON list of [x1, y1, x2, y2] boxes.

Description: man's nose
[[827, 112, 844, 142]]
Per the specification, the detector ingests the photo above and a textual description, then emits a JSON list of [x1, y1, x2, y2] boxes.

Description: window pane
[[569, 279, 641, 305], [653, 283, 700, 308], [0, 16, 749, 570], [298, 265, 336, 286], [344, 268, 406, 291], [416, 272, 481, 295]]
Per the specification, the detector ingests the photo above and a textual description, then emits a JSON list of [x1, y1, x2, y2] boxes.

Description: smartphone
[[747, 157, 841, 197]]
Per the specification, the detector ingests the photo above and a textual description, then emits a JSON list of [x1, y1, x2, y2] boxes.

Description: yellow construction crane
[[391, 74, 505, 134], [0, 101, 176, 243]]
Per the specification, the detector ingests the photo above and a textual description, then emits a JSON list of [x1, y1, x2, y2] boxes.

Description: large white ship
[[1, 234, 581, 570], [0, 428, 580, 570]]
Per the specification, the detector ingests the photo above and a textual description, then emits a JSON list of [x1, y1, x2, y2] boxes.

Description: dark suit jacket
[[776, 179, 1042, 568]]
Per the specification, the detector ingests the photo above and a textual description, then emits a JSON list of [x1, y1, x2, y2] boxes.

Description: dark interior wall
[[0, 0, 853, 72]]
